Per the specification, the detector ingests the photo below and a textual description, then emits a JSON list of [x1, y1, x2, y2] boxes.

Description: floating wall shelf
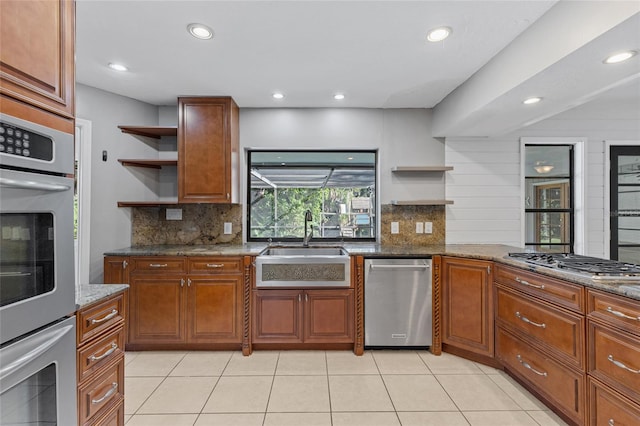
[[118, 159, 177, 169], [391, 166, 453, 172], [390, 200, 454, 206], [118, 125, 177, 139]]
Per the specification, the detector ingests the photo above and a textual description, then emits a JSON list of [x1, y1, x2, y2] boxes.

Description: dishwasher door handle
[[369, 264, 430, 271]]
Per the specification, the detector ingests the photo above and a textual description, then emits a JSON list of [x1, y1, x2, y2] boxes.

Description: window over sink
[[247, 150, 376, 242]]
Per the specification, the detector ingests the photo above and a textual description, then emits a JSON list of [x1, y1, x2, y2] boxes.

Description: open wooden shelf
[[118, 125, 177, 139], [390, 199, 454, 206], [118, 159, 177, 169], [117, 200, 179, 207], [391, 166, 453, 172]]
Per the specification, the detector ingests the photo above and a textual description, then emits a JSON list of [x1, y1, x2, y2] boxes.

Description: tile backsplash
[[131, 204, 445, 246]]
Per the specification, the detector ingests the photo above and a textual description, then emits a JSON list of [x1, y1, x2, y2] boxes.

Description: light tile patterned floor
[[123, 350, 569, 426]]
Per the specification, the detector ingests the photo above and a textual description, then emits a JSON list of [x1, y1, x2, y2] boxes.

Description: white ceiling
[[75, 1, 640, 137]]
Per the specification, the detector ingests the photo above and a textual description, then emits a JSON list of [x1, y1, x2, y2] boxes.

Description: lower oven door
[[0, 168, 75, 344], [0, 316, 77, 425]]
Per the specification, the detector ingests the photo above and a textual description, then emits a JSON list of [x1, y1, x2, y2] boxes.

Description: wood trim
[[353, 256, 364, 355], [0, 94, 74, 133], [242, 256, 253, 356], [431, 255, 442, 355]]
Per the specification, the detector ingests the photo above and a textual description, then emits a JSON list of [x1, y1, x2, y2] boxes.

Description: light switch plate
[[166, 208, 182, 220], [224, 222, 233, 234], [425, 222, 433, 234], [391, 222, 399, 234], [416, 222, 424, 233]]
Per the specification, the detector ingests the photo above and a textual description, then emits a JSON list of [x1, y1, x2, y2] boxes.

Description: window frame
[[524, 144, 574, 252], [520, 137, 586, 255], [245, 149, 378, 243]]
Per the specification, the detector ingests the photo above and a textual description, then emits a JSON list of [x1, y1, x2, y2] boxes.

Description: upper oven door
[[0, 168, 75, 344], [0, 113, 74, 175]]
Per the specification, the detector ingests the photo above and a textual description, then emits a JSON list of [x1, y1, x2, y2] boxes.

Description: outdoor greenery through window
[[247, 150, 376, 242], [524, 145, 574, 252]]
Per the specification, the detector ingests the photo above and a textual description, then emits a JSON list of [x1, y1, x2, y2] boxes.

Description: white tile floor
[[123, 350, 569, 426]]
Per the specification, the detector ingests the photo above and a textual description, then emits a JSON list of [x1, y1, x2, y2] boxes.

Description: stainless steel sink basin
[[256, 246, 350, 287], [260, 246, 348, 256]]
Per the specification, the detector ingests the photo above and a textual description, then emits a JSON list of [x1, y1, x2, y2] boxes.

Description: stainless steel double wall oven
[[0, 113, 77, 425]]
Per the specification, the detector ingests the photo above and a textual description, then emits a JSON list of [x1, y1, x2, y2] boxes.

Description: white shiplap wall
[[445, 138, 522, 246], [445, 96, 640, 257]]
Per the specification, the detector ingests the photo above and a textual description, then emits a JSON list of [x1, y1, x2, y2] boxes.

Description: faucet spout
[[303, 209, 313, 246]]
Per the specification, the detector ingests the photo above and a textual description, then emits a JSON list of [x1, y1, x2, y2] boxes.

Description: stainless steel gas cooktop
[[508, 252, 640, 281]]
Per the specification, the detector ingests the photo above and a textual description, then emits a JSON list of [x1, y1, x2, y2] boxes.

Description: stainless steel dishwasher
[[364, 258, 432, 347]]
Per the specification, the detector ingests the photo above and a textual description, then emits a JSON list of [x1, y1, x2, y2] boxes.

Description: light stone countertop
[[76, 283, 129, 310], [103, 243, 640, 301]]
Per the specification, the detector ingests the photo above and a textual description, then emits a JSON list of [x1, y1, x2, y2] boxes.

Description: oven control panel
[[0, 121, 53, 161]]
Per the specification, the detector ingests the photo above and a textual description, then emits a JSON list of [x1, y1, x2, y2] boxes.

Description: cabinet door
[[178, 97, 239, 203], [441, 257, 494, 357], [187, 275, 243, 343], [252, 290, 303, 343], [129, 275, 184, 345], [304, 289, 354, 343], [103, 257, 130, 284], [0, 0, 75, 119]]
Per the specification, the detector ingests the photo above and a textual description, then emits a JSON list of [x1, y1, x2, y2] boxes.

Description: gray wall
[[76, 84, 161, 282], [77, 87, 446, 281]]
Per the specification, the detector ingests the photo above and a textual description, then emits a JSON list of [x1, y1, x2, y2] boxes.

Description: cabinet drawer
[[495, 265, 584, 312], [496, 286, 585, 368], [132, 257, 186, 273], [588, 289, 640, 337], [189, 257, 242, 274], [588, 321, 640, 401], [589, 377, 640, 426], [78, 293, 125, 344], [496, 327, 585, 424], [78, 326, 125, 383], [78, 356, 124, 425]]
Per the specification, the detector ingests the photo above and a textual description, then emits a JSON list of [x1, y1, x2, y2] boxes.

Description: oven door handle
[[0, 323, 75, 381], [0, 177, 71, 192]]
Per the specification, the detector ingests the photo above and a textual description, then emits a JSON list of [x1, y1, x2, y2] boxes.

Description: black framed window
[[247, 150, 376, 242], [524, 145, 574, 252]]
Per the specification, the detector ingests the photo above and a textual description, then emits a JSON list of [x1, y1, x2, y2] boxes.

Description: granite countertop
[[76, 284, 129, 310], [104, 243, 640, 301]]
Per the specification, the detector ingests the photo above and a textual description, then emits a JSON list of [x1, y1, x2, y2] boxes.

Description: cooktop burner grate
[[508, 252, 640, 278]]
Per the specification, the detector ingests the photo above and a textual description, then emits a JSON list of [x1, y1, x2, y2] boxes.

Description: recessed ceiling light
[[272, 92, 285, 100], [523, 97, 542, 105], [427, 26, 452, 42], [347, 157, 354, 160], [108, 62, 128, 72], [603, 50, 637, 64], [187, 23, 214, 40], [333, 93, 345, 100]]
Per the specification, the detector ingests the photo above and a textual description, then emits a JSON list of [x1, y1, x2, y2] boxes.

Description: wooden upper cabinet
[[178, 97, 239, 203], [0, 0, 75, 120]]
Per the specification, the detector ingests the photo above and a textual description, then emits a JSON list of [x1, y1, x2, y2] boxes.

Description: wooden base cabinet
[[76, 291, 126, 426], [252, 289, 354, 346], [441, 256, 494, 359], [125, 256, 244, 350], [587, 289, 640, 426]]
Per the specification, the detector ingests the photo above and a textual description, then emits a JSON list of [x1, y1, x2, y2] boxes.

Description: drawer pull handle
[[91, 309, 118, 325], [149, 263, 168, 268], [516, 354, 547, 377], [515, 277, 544, 289], [89, 343, 118, 362], [608, 419, 615, 426], [607, 355, 640, 374], [515, 312, 546, 328], [91, 382, 118, 405], [206, 263, 224, 268], [606, 306, 640, 321]]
